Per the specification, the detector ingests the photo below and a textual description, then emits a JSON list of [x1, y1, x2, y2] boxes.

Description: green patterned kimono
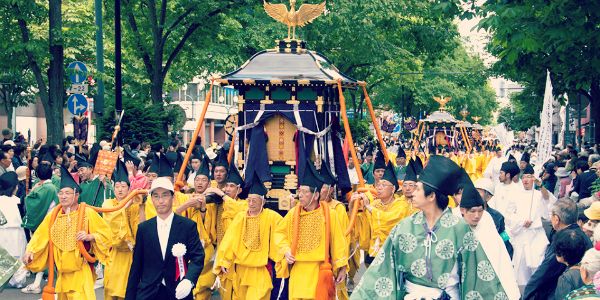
[[79, 177, 114, 207], [0, 246, 21, 290], [351, 209, 508, 300]]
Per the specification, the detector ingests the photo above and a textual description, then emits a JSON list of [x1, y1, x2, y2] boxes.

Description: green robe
[[394, 165, 406, 180], [51, 174, 61, 191], [361, 162, 375, 184], [79, 177, 114, 207], [351, 209, 508, 300], [22, 181, 59, 231]]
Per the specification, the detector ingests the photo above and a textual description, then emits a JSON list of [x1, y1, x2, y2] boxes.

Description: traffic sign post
[[67, 61, 88, 84], [67, 94, 89, 115]]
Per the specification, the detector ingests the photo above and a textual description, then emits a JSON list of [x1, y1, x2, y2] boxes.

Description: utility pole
[[94, 0, 104, 115], [115, 0, 122, 118]]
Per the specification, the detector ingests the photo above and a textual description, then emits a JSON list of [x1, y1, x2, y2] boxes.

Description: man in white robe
[[507, 165, 550, 287], [489, 161, 522, 217], [483, 147, 506, 186]]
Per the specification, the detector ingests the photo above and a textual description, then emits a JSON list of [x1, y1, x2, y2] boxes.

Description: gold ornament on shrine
[[460, 108, 469, 121], [472, 116, 482, 124], [263, 0, 327, 40], [433, 96, 452, 111]]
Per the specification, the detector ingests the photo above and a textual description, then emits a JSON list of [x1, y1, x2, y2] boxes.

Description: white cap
[[149, 177, 174, 194], [16, 166, 27, 181], [3, 140, 15, 147], [474, 178, 494, 196]]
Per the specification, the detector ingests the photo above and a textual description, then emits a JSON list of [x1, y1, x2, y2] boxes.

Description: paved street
[[2, 258, 367, 299]]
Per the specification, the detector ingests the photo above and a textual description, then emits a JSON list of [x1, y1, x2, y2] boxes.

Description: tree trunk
[[47, 0, 65, 145]]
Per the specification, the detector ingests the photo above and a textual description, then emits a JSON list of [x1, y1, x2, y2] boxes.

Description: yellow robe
[[144, 191, 189, 219], [214, 209, 284, 300], [475, 153, 485, 179], [215, 195, 248, 300], [464, 156, 478, 181], [359, 196, 410, 257], [26, 207, 112, 300], [187, 204, 218, 300], [275, 205, 349, 300], [398, 194, 419, 216], [102, 198, 140, 299], [327, 200, 350, 300]]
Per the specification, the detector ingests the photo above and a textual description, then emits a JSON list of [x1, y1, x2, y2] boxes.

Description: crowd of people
[[1, 127, 600, 300]]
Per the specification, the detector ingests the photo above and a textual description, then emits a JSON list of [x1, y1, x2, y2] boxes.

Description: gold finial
[[459, 108, 469, 121], [472, 116, 481, 124], [433, 96, 451, 111], [263, 0, 326, 40]]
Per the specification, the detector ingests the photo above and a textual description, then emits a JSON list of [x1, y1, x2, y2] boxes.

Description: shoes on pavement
[[21, 283, 41, 294]]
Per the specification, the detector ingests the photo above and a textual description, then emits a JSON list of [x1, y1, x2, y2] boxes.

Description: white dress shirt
[[156, 212, 174, 285], [156, 212, 174, 259]]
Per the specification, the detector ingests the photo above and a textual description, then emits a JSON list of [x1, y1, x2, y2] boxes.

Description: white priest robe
[[452, 208, 521, 300], [483, 156, 506, 186], [489, 182, 522, 218], [506, 188, 549, 286]]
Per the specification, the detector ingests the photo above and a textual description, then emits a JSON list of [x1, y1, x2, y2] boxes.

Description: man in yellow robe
[[23, 166, 112, 300], [275, 158, 348, 300], [203, 158, 248, 300], [354, 160, 410, 260], [464, 151, 478, 181], [176, 151, 218, 300], [214, 175, 284, 300], [398, 158, 421, 215], [319, 160, 350, 300], [102, 160, 144, 300], [143, 153, 192, 219]]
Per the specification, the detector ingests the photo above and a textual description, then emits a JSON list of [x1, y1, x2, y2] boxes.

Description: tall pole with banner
[[537, 70, 554, 167]]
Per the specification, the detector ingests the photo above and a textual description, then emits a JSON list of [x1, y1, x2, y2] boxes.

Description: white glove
[[175, 279, 193, 299]]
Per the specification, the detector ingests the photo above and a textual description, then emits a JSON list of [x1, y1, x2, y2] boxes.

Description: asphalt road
[[2, 256, 366, 299]]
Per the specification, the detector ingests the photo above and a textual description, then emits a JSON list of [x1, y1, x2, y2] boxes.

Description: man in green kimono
[[75, 148, 113, 207], [361, 144, 375, 185], [394, 146, 407, 181], [351, 156, 510, 300], [22, 163, 59, 233]]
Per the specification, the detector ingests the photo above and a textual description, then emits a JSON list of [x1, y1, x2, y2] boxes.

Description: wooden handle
[[175, 80, 215, 191], [360, 83, 389, 163]]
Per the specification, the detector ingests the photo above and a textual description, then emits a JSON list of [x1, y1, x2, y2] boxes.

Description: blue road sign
[[67, 94, 88, 115], [67, 61, 88, 84]]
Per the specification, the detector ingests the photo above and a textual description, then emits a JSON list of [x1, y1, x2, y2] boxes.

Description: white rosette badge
[[172, 243, 187, 280]]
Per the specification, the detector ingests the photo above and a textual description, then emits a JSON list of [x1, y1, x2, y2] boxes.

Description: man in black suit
[[571, 160, 597, 200], [126, 177, 204, 300], [523, 199, 592, 299]]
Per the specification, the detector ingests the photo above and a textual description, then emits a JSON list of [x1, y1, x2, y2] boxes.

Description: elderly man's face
[[58, 187, 78, 209], [247, 194, 264, 215], [223, 183, 241, 199]]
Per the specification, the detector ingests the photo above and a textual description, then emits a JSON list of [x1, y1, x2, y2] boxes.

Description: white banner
[[536, 70, 554, 166]]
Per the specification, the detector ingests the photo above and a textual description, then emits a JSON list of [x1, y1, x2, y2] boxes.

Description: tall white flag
[[536, 70, 554, 166]]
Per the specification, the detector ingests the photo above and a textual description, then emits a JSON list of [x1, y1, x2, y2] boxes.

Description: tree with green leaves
[[477, 0, 600, 140], [0, 0, 98, 144], [0, 71, 37, 130]]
